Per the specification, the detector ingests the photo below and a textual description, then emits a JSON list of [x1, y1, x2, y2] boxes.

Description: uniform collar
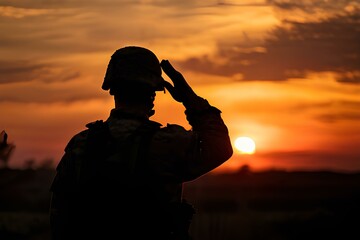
[[109, 108, 152, 122]]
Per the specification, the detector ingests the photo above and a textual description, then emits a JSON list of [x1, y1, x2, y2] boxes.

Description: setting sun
[[234, 137, 256, 154]]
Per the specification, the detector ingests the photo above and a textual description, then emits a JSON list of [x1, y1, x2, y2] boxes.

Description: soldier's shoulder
[[153, 123, 191, 140], [64, 128, 90, 152], [162, 123, 188, 132], [149, 124, 194, 155], [65, 120, 104, 151]]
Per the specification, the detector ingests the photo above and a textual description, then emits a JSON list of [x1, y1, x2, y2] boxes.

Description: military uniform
[[50, 95, 232, 239], [50, 46, 233, 240]]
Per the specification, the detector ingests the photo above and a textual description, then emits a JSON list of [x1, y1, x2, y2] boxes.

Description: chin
[[148, 109, 155, 117]]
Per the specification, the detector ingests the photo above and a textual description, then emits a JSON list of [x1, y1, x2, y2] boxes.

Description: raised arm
[[160, 60, 233, 181]]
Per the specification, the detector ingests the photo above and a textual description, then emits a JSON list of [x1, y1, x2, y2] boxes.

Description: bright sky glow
[[235, 137, 256, 154], [1, 0, 359, 172]]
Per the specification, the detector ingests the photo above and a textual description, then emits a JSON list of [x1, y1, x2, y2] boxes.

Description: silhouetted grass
[[1, 168, 359, 240]]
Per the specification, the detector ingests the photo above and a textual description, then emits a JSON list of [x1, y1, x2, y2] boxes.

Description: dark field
[[1, 168, 359, 240]]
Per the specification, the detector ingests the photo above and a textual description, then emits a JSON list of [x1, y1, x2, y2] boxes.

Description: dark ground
[[1, 167, 359, 240]]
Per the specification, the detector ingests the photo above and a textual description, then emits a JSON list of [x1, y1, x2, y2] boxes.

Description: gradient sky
[[1, 0, 359, 173]]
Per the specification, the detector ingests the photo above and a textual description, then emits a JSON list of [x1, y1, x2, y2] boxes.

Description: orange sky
[[1, 0, 359, 173]]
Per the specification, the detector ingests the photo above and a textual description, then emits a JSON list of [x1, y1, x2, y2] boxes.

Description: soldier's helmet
[[102, 46, 165, 95]]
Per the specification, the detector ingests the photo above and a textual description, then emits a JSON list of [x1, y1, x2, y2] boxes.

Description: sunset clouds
[[180, 2, 360, 82], [1, 0, 359, 171]]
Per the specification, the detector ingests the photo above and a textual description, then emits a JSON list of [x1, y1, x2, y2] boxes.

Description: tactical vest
[[50, 119, 195, 240]]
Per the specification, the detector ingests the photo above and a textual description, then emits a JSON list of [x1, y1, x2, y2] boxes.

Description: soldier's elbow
[[224, 144, 233, 161]]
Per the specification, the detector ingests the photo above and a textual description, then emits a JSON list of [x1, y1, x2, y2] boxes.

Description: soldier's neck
[[114, 102, 154, 118]]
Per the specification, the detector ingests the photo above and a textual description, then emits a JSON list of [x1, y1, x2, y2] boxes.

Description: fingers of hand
[[160, 60, 184, 84], [160, 60, 174, 72]]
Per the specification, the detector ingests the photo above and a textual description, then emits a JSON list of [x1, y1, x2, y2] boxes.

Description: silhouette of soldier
[[49, 46, 233, 240]]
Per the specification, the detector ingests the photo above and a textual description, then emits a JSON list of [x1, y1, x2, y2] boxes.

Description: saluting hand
[[160, 60, 197, 103]]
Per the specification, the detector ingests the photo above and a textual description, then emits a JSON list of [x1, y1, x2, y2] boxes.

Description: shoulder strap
[[76, 120, 112, 186]]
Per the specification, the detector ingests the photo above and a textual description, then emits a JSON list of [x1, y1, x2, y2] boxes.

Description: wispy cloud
[[315, 112, 360, 123], [267, 0, 360, 21], [0, 79, 103, 103], [179, 12, 360, 83], [256, 149, 360, 172], [292, 100, 360, 112], [268, 0, 355, 11], [0, 60, 80, 84], [0, 6, 57, 18], [0, 60, 104, 103]]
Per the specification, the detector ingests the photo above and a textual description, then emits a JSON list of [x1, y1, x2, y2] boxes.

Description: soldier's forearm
[[183, 99, 233, 179]]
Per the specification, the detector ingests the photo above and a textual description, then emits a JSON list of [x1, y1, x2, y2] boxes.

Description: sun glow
[[234, 137, 256, 154]]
